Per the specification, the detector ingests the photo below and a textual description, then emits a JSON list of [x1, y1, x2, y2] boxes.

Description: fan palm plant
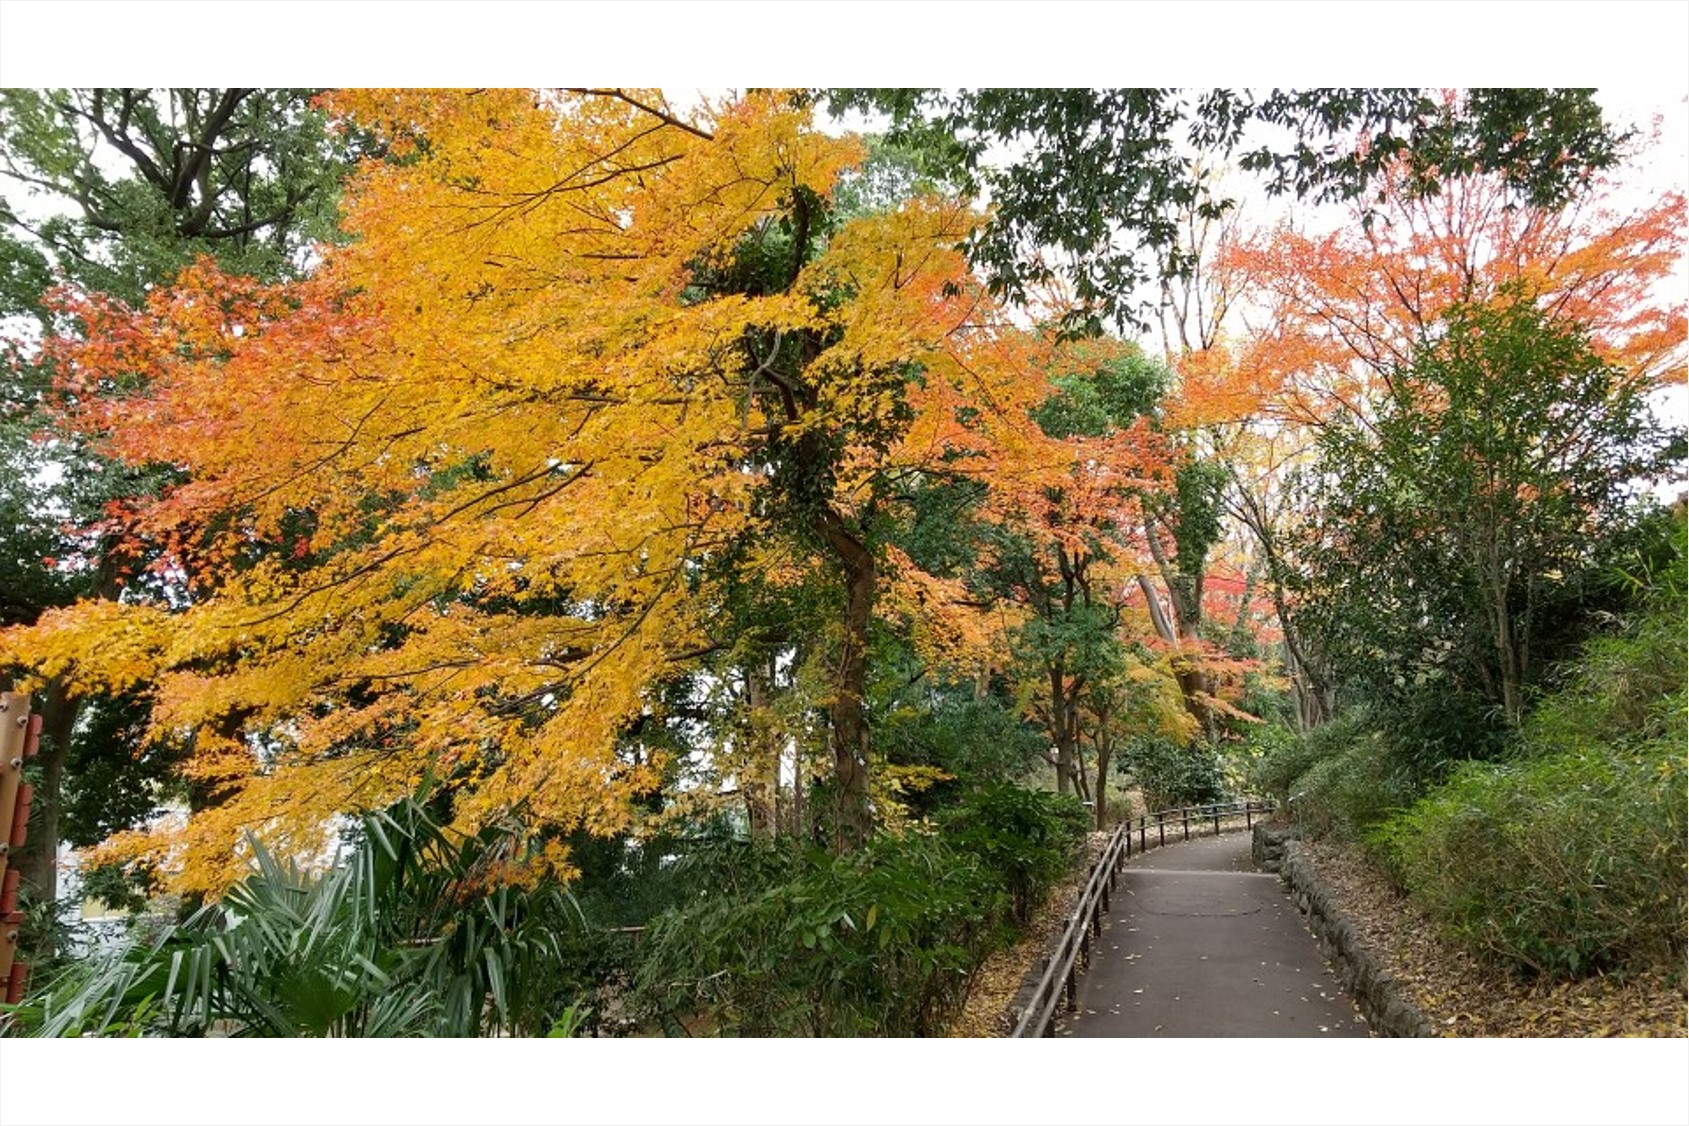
[[8, 794, 586, 1037]]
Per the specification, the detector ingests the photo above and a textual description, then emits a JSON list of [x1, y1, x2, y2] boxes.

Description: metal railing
[[1008, 798, 1276, 1038]]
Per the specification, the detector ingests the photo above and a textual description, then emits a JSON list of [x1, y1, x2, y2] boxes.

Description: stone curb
[[1259, 824, 1435, 1038]]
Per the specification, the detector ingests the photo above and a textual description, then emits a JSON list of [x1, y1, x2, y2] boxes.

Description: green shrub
[[631, 833, 1004, 1036], [630, 783, 1088, 1036], [1119, 736, 1227, 811], [1289, 727, 1422, 840], [1253, 718, 1351, 804], [940, 784, 1087, 923], [1252, 708, 1440, 841], [1372, 743, 1686, 978], [1373, 568, 1688, 980]]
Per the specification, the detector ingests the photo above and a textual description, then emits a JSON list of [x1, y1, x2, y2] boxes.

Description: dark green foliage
[[1119, 736, 1228, 811], [59, 693, 182, 850], [827, 88, 1623, 332], [1030, 346, 1170, 439], [1371, 514, 1687, 979], [1290, 299, 1679, 719], [9, 793, 586, 1037], [0, 89, 362, 307], [938, 784, 1087, 924], [875, 691, 1047, 816], [632, 834, 1003, 1037], [1167, 460, 1227, 581], [631, 784, 1086, 1036]]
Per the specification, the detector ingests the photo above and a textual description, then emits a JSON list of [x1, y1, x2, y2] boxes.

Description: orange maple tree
[[2, 89, 1105, 890], [1160, 156, 1685, 726], [1215, 161, 1686, 428]]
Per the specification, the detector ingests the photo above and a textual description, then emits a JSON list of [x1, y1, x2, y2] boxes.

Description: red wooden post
[[0, 693, 39, 1005]]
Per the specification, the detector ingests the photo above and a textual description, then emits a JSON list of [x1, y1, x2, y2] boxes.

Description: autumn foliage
[[1191, 164, 1686, 429], [4, 89, 1145, 892]]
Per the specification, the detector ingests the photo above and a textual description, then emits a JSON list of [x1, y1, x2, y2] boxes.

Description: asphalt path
[[1055, 831, 1370, 1037]]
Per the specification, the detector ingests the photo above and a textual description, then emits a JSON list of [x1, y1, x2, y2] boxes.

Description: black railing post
[[1182, 807, 1190, 841], [1157, 811, 1165, 848]]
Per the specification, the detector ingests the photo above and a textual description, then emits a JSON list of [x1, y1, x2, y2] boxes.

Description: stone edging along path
[[1253, 823, 1434, 1038], [997, 820, 1437, 1036]]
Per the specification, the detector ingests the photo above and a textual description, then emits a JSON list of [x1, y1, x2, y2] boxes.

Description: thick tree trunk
[[814, 508, 875, 852], [16, 679, 77, 911]]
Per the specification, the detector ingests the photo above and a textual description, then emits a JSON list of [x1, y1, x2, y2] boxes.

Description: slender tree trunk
[[790, 740, 806, 841], [742, 663, 774, 840], [1072, 737, 1091, 805], [1048, 663, 1077, 796], [1494, 592, 1523, 723], [1093, 747, 1111, 828], [1091, 705, 1114, 829]]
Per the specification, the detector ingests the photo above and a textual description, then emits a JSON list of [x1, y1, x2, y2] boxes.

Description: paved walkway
[[1056, 832, 1370, 1037]]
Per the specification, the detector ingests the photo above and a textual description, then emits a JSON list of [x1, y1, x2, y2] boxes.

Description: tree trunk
[[1048, 663, 1077, 796], [814, 507, 874, 852], [16, 679, 77, 911], [1072, 737, 1092, 806], [1091, 708, 1114, 829], [742, 663, 774, 840], [790, 739, 806, 841], [1137, 573, 1212, 731]]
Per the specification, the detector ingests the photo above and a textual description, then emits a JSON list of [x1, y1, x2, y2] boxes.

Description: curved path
[[1055, 832, 1370, 1037]]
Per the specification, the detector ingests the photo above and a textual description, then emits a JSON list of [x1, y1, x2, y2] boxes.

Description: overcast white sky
[[0, 4, 1685, 1126]]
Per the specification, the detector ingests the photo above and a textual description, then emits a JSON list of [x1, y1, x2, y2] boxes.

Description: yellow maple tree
[[6, 89, 1096, 890]]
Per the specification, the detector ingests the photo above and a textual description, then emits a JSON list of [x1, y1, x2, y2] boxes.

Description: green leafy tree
[[1290, 297, 1681, 723], [827, 88, 1626, 332]]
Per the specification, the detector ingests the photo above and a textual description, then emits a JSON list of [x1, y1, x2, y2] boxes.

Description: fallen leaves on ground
[[1298, 837, 1687, 1038], [946, 831, 1111, 1037]]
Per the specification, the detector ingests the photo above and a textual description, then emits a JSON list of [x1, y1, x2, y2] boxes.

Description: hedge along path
[[1057, 832, 1369, 1037]]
